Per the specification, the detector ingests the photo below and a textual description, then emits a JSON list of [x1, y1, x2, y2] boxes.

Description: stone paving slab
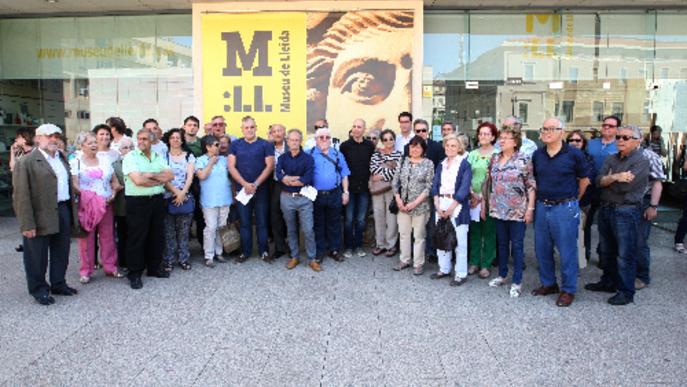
[[0, 216, 686, 386]]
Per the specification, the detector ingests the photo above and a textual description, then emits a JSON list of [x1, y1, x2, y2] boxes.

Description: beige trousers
[[397, 211, 429, 268], [371, 190, 398, 250]]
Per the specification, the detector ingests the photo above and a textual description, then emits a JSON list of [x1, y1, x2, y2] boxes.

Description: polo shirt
[[587, 138, 618, 173], [340, 138, 375, 193], [310, 146, 351, 191], [186, 138, 203, 158], [122, 148, 168, 196], [229, 137, 274, 184], [532, 142, 590, 201], [276, 149, 314, 193], [597, 148, 650, 205]]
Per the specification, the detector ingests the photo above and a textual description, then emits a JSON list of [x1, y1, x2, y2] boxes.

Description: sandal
[[478, 268, 490, 279], [384, 247, 398, 257], [179, 262, 192, 270], [372, 247, 385, 256], [105, 271, 124, 278], [468, 265, 479, 275]]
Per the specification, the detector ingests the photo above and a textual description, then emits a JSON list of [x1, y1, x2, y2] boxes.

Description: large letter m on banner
[[222, 31, 272, 76]]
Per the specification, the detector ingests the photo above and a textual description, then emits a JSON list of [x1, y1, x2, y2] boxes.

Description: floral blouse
[[369, 150, 403, 182], [487, 151, 536, 221], [392, 157, 435, 216]]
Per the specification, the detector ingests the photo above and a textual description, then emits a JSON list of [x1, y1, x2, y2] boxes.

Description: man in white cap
[[13, 123, 78, 305]]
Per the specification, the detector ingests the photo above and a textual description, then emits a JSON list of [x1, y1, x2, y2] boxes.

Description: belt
[[126, 194, 163, 199], [438, 194, 453, 198], [539, 197, 576, 206], [317, 187, 340, 195], [282, 192, 302, 197], [601, 201, 640, 209], [58, 200, 69, 205]]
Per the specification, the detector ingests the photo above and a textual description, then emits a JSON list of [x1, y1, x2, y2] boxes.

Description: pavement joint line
[[192, 349, 216, 386]]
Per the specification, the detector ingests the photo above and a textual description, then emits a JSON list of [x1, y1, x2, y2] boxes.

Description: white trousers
[[202, 206, 230, 260], [436, 197, 469, 279]]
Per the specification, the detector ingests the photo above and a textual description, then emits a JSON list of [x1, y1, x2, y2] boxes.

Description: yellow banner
[[201, 12, 306, 137]]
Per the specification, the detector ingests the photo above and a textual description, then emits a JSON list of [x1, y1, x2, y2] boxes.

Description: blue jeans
[[636, 195, 652, 284], [598, 205, 641, 299], [314, 189, 343, 257], [495, 219, 526, 285], [280, 194, 316, 261], [235, 184, 269, 257], [534, 200, 580, 294], [344, 191, 369, 250]]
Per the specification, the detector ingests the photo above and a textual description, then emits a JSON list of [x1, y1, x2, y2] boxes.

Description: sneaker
[[355, 248, 366, 257], [489, 277, 506, 288], [510, 283, 522, 298], [343, 249, 353, 258], [675, 243, 686, 254], [79, 276, 90, 284], [204, 259, 216, 268]]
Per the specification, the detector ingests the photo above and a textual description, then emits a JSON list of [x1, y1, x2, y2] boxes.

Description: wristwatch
[[343, 191, 349, 195], [649, 204, 658, 209]]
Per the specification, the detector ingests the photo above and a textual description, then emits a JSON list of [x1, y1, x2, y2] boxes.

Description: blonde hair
[[443, 133, 465, 154]]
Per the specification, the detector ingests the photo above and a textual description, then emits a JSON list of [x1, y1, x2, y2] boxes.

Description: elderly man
[[395, 111, 414, 153], [584, 115, 621, 261], [311, 127, 350, 262], [122, 127, 174, 289], [531, 117, 590, 307], [404, 118, 445, 167], [635, 146, 665, 290], [495, 116, 537, 158], [340, 118, 376, 258], [209, 115, 227, 139], [13, 124, 78, 305], [143, 118, 168, 158], [585, 125, 650, 305], [276, 129, 318, 271], [268, 123, 288, 260], [228, 116, 275, 262]]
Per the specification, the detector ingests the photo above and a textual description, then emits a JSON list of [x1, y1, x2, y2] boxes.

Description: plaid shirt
[[642, 147, 666, 195]]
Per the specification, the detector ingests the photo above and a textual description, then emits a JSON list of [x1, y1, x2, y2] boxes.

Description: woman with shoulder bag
[[162, 128, 196, 272], [391, 136, 434, 275], [195, 135, 233, 268], [369, 129, 403, 257]]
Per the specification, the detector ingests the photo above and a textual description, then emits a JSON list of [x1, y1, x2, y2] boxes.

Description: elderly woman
[[112, 136, 134, 270], [392, 136, 434, 275], [370, 129, 402, 257], [467, 122, 498, 278], [483, 126, 536, 298], [162, 128, 196, 271], [195, 135, 233, 268], [70, 132, 123, 284], [567, 130, 595, 266], [430, 133, 472, 286], [365, 129, 381, 148]]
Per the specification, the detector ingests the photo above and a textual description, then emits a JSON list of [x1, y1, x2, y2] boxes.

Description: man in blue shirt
[[584, 115, 620, 262], [228, 116, 275, 262], [531, 117, 590, 307], [276, 129, 319, 271], [311, 127, 350, 262]]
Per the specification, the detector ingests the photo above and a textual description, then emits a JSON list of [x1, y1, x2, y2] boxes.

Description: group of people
[[12, 110, 666, 308]]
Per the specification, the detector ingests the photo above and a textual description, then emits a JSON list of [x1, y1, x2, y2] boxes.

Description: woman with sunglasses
[[566, 130, 595, 265], [195, 135, 233, 268], [369, 129, 402, 257]]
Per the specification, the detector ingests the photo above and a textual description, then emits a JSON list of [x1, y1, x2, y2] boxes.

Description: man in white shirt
[[144, 118, 168, 158], [395, 111, 414, 153]]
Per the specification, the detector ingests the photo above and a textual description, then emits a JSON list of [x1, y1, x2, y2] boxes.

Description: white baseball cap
[[35, 123, 62, 136]]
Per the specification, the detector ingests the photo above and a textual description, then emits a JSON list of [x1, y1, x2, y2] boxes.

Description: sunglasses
[[314, 125, 326, 129], [382, 137, 395, 142], [415, 129, 428, 133], [540, 127, 562, 133], [567, 138, 583, 143], [211, 143, 220, 147], [365, 136, 378, 141], [615, 135, 637, 141]]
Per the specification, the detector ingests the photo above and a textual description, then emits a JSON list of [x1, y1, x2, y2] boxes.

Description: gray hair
[[75, 131, 95, 146], [544, 117, 565, 130], [315, 127, 331, 138], [619, 125, 642, 139], [287, 128, 303, 140], [503, 115, 523, 129]]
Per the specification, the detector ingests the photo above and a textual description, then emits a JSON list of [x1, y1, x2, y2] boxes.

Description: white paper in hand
[[300, 185, 318, 201], [235, 188, 254, 205], [470, 202, 481, 222]]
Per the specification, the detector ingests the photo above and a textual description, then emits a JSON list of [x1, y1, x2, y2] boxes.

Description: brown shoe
[[371, 247, 385, 256], [330, 250, 344, 262], [531, 284, 560, 296], [286, 258, 299, 270], [556, 292, 575, 307], [478, 268, 490, 279], [309, 261, 322, 272]]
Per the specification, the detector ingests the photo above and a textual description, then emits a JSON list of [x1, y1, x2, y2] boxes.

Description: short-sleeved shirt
[[488, 152, 536, 221], [186, 138, 203, 158], [229, 137, 274, 184], [310, 147, 351, 191], [642, 148, 666, 195], [164, 152, 195, 198], [532, 142, 590, 201], [587, 138, 618, 173], [467, 147, 497, 194], [597, 148, 650, 205], [340, 138, 375, 193], [195, 155, 232, 208], [122, 148, 169, 196], [70, 154, 114, 198]]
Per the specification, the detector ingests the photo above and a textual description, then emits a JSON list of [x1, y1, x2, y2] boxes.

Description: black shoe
[[235, 254, 248, 263], [270, 250, 286, 260], [261, 252, 273, 264], [584, 282, 616, 293], [51, 285, 78, 296], [450, 277, 467, 287], [129, 277, 143, 290], [35, 294, 55, 305], [607, 292, 633, 306], [330, 250, 344, 262], [15, 244, 23, 252], [147, 270, 170, 278], [430, 272, 451, 280]]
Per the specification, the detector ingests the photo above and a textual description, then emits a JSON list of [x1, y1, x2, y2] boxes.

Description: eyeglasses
[[415, 128, 428, 133], [314, 125, 325, 129], [602, 124, 617, 129], [567, 138, 583, 143], [615, 135, 637, 141], [120, 145, 133, 150], [211, 143, 220, 147], [317, 135, 331, 140], [365, 136, 378, 141], [540, 127, 562, 133], [382, 137, 395, 142]]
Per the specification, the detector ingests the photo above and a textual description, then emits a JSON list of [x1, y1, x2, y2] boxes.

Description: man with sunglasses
[[531, 118, 591, 307], [585, 125, 649, 305], [584, 115, 621, 262]]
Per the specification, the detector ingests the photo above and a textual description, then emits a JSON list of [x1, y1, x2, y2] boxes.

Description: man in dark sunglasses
[[586, 125, 649, 306]]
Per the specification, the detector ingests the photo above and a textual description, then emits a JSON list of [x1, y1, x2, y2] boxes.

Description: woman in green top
[[467, 122, 498, 278]]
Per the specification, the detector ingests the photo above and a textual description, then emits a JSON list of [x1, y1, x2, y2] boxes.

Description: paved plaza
[[0, 215, 686, 386]]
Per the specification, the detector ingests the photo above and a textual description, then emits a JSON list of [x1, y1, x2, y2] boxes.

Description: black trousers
[[125, 195, 165, 278], [269, 179, 287, 253], [114, 215, 128, 268], [22, 202, 71, 298]]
